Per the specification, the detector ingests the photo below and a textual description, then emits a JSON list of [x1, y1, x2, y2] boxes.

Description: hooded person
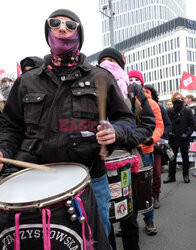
[[0, 72, 15, 103], [20, 56, 44, 72], [98, 47, 129, 99], [143, 84, 172, 209], [98, 48, 156, 249], [0, 9, 137, 249], [44, 9, 84, 68]]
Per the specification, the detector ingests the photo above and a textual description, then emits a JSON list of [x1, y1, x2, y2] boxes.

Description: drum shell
[[135, 166, 153, 213], [107, 162, 133, 223], [0, 196, 84, 249]]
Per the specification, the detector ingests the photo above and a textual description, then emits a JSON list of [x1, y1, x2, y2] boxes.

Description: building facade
[[87, 17, 196, 103], [100, 0, 186, 47]]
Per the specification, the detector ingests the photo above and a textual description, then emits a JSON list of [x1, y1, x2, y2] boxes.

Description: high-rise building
[[100, 0, 186, 47], [88, 17, 196, 103]]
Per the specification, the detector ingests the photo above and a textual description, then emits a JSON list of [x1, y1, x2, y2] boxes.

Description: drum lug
[[79, 216, 85, 223], [146, 201, 149, 208], [68, 207, 74, 214], [65, 199, 72, 207], [70, 214, 77, 221]]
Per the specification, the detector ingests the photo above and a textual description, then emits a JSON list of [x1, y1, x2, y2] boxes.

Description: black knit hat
[[98, 47, 125, 69], [45, 9, 84, 50]]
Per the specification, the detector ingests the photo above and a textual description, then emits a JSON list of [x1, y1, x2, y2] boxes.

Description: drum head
[[0, 162, 90, 210], [106, 150, 132, 162]]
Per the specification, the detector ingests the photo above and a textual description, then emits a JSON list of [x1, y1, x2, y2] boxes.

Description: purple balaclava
[[48, 30, 80, 57]]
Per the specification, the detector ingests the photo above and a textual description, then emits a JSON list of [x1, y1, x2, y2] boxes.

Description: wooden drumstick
[[95, 73, 108, 160], [0, 157, 55, 172]]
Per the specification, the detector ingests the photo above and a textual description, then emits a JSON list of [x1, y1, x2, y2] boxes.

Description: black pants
[[169, 145, 190, 177], [109, 173, 140, 250]]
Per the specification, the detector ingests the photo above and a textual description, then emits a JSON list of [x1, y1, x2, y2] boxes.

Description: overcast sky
[[0, 0, 195, 76]]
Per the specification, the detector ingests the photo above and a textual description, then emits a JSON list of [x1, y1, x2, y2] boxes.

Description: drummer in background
[[128, 70, 164, 236], [0, 9, 137, 246], [98, 47, 156, 250], [140, 80, 164, 235]]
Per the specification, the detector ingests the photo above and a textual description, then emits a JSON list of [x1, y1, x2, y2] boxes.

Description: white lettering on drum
[[26, 229, 34, 238], [0, 224, 82, 249], [56, 231, 67, 241]]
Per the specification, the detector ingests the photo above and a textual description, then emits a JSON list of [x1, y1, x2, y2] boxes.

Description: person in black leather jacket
[[0, 9, 136, 248], [164, 92, 195, 184]]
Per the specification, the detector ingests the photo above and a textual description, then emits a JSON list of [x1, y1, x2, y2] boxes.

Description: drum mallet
[[0, 157, 56, 172], [95, 73, 108, 160]]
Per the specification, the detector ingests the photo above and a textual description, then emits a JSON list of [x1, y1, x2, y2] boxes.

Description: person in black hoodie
[[143, 84, 172, 208], [164, 92, 195, 184]]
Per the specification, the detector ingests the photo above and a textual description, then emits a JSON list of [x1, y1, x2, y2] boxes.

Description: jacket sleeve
[[127, 84, 156, 146], [105, 74, 136, 149], [148, 99, 164, 144], [186, 107, 195, 137], [0, 77, 25, 159], [160, 105, 172, 138]]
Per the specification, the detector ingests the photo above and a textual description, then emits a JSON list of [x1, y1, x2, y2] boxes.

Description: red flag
[[122, 52, 125, 63], [17, 62, 22, 77], [0, 69, 5, 75], [179, 72, 196, 90]]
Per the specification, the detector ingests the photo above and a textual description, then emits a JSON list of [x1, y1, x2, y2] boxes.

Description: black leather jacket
[[127, 83, 156, 146], [0, 53, 136, 178]]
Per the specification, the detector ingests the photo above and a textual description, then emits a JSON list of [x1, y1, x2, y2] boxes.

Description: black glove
[[144, 138, 154, 146], [169, 132, 175, 138], [180, 133, 188, 139]]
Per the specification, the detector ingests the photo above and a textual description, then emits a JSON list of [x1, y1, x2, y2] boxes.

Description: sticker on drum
[[106, 150, 133, 223]]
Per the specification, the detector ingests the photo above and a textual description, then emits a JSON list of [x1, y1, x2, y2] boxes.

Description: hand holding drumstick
[[0, 151, 55, 172], [95, 73, 116, 159]]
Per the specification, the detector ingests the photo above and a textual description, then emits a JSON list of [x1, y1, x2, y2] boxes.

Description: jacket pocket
[[67, 132, 100, 167], [22, 93, 46, 124], [14, 139, 40, 163], [71, 87, 98, 119]]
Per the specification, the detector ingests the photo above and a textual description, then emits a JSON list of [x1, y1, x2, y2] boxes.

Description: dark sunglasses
[[48, 18, 79, 32]]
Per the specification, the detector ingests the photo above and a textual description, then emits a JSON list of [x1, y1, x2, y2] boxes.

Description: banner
[[179, 71, 196, 90]]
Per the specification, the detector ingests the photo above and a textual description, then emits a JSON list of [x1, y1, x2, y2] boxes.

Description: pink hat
[[128, 70, 144, 87]]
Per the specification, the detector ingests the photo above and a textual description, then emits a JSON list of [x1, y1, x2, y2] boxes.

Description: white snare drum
[[0, 162, 91, 211], [0, 163, 111, 250]]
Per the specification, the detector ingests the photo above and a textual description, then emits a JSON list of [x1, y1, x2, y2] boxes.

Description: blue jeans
[[92, 174, 111, 237], [143, 153, 154, 223]]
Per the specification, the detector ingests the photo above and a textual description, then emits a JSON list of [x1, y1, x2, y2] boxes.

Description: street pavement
[[114, 166, 196, 250]]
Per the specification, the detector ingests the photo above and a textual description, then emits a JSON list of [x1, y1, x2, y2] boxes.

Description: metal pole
[[108, 0, 115, 48]]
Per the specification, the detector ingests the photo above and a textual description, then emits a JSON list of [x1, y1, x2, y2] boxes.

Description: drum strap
[[14, 212, 21, 250], [74, 191, 94, 250], [42, 209, 51, 250]]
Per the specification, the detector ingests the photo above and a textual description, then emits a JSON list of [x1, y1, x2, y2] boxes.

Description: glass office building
[[88, 17, 196, 103], [100, 0, 186, 47]]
